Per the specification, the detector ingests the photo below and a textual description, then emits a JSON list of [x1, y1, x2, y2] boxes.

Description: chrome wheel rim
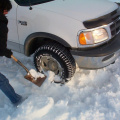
[[40, 55, 62, 76]]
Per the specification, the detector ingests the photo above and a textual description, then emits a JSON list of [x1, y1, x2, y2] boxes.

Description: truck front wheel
[[34, 43, 76, 83]]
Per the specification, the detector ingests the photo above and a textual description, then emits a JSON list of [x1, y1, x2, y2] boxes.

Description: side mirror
[[29, 6, 33, 10]]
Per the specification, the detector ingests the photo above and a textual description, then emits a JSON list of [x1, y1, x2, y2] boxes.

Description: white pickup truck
[[7, 0, 120, 82]]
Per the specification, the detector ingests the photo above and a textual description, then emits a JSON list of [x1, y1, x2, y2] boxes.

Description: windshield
[[14, 0, 54, 6]]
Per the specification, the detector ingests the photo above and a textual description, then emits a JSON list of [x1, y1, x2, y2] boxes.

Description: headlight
[[79, 28, 109, 45]]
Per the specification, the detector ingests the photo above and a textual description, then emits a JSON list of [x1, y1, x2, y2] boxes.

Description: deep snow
[[1, 0, 120, 120], [1, 50, 120, 120]]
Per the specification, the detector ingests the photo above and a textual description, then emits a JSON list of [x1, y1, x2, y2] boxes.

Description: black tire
[[34, 43, 76, 82]]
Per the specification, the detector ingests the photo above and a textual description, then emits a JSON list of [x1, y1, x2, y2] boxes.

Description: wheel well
[[25, 37, 71, 56]]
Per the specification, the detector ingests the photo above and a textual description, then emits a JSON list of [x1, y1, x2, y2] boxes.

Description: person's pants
[[0, 72, 22, 104]]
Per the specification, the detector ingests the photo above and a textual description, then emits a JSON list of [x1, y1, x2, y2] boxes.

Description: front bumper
[[70, 32, 120, 69]]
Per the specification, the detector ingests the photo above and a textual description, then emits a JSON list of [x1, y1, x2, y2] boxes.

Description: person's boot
[[13, 96, 28, 107]]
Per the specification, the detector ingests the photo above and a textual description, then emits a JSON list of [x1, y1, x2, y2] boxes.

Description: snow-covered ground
[[1, 51, 120, 120], [1, 0, 120, 120]]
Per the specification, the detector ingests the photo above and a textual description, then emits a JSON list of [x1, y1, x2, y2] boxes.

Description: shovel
[[11, 55, 46, 87]]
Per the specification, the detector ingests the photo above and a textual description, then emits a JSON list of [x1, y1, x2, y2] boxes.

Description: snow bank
[[0, 51, 120, 120], [11, 95, 54, 120]]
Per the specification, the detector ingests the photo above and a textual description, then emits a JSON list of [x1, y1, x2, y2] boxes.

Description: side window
[[14, 0, 29, 6], [14, 0, 54, 6]]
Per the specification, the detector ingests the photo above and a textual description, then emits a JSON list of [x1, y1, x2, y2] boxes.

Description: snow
[[29, 69, 45, 80], [1, 51, 120, 120]]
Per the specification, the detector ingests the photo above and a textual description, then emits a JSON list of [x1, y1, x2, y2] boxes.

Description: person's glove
[[4, 49, 13, 58]]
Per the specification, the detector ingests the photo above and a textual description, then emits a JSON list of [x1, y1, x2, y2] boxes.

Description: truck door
[[7, 0, 20, 52]]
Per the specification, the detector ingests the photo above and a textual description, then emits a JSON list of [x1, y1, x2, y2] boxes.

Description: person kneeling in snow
[[0, 0, 24, 106]]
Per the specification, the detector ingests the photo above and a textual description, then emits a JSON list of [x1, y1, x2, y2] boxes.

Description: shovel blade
[[24, 74, 46, 87]]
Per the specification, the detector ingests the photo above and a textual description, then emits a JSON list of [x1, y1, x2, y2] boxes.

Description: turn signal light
[[79, 33, 86, 45]]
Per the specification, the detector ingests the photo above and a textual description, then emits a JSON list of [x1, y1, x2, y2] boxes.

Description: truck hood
[[34, 0, 118, 22]]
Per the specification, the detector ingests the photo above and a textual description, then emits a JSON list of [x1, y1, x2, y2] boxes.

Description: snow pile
[[29, 69, 45, 80], [12, 95, 54, 120], [45, 71, 62, 83], [0, 51, 120, 120]]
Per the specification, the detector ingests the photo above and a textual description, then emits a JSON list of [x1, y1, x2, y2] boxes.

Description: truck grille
[[110, 16, 120, 37]]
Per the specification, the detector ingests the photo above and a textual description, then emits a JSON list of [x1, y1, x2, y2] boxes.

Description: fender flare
[[24, 32, 71, 56]]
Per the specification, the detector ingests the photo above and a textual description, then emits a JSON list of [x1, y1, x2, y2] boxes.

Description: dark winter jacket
[[0, 11, 12, 58]]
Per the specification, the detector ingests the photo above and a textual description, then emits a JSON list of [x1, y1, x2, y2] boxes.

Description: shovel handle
[[11, 55, 29, 73]]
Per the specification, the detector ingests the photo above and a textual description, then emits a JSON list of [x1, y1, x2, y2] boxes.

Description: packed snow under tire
[[34, 43, 76, 82]]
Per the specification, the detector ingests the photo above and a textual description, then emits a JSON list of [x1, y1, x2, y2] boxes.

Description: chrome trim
[[73, 49, 120, 69], [77, 16, 120, 48]]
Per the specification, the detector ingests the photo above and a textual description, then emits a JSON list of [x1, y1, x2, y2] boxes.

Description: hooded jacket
[[0, 11, 12, 57]]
